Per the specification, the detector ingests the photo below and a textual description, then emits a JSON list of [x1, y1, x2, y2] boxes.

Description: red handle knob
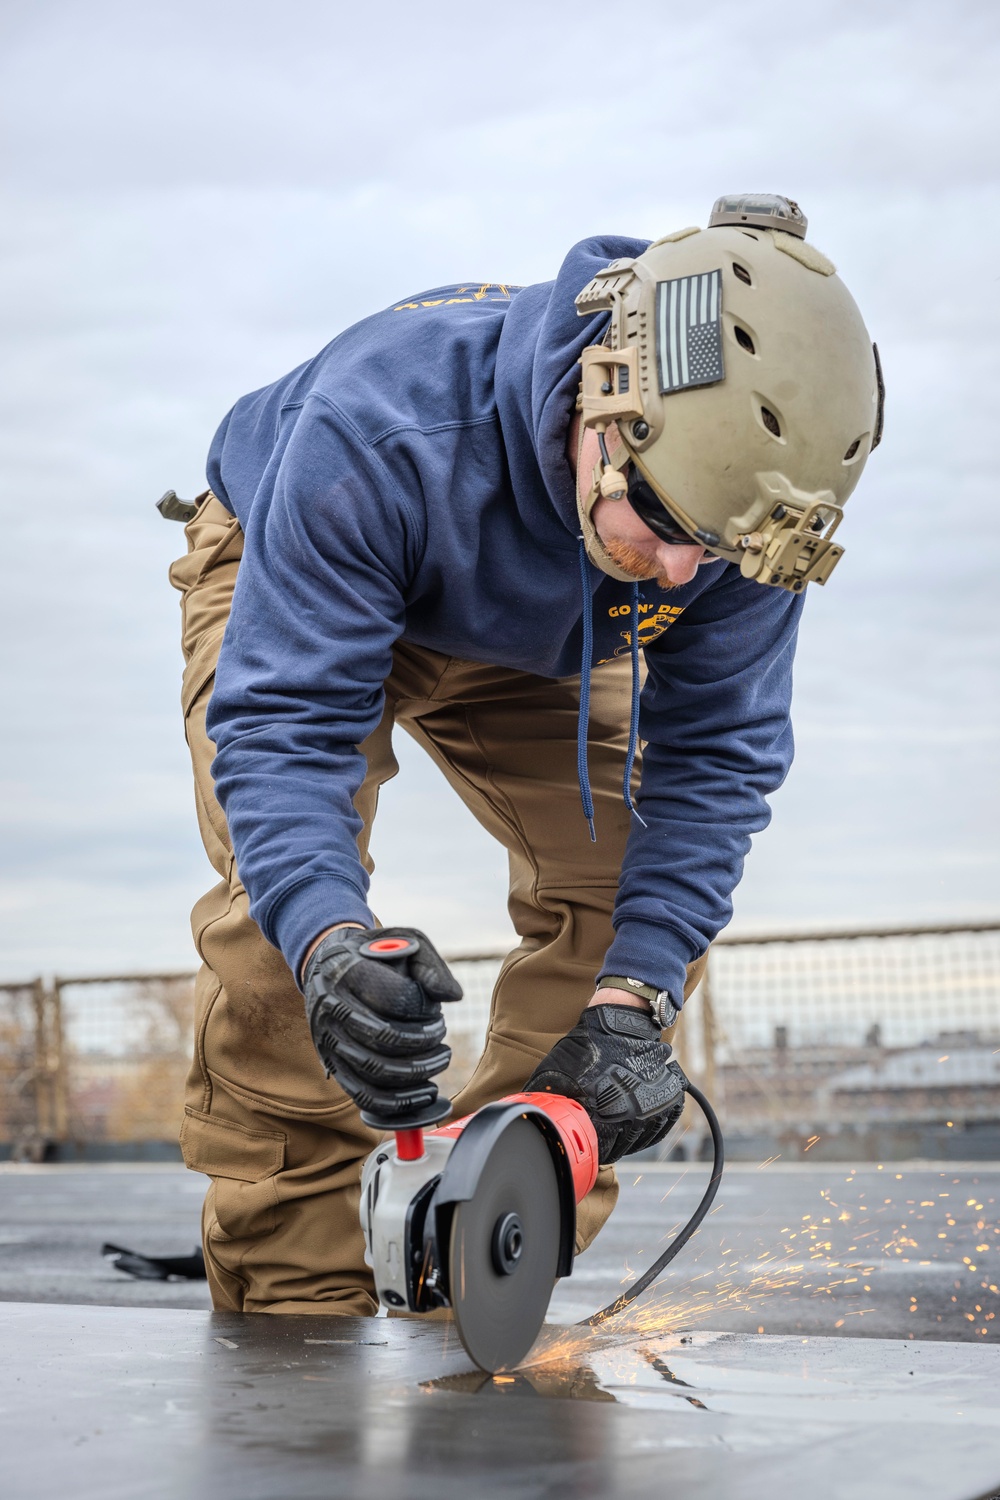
[[394, 1127, 426, 1161]]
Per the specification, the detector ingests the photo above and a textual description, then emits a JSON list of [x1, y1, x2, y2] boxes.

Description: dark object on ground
[[102, 1242, 206, 1281]]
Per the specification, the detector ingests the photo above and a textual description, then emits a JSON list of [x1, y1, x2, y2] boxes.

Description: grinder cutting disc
[[448, 1114, 562, 1373]]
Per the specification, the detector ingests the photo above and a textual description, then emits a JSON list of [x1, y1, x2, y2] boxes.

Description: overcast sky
[[1, 0, 997, 978]]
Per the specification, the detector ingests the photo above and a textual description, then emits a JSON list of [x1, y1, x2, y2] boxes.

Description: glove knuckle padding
[[334, 1000, 446, 1056], [525, 1004, 686, 1166], [337, 1038, 450, 1087], [332, 1054, 438, 1120]]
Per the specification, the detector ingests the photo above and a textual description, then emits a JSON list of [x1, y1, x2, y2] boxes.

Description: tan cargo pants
[[169, 494, 705, 1314]]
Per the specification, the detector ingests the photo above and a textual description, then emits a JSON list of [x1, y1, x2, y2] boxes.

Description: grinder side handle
[[354, 934, 453, 1160]]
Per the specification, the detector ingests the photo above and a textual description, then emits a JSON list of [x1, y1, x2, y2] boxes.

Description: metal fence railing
[[2, 921, 998, 1160], [688, 921, 1000, 1159], [0, 972, 194, 1159], [0, 979, 65, 1154]]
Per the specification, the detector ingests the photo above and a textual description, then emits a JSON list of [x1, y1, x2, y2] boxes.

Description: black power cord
[[580, 1082, 725, 1327]]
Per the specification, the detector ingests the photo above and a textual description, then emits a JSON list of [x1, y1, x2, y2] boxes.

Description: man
[[166, 193, 882, 1314]]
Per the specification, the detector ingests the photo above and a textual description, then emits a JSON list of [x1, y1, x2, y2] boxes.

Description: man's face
[[571, 415, 719, 588], [590, 492, 711, 589]]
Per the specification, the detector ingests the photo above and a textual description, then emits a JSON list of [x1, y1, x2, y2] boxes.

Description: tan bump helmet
[[575, 193, 884, 593]]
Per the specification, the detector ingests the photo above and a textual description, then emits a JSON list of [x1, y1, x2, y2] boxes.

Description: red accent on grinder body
[[423, 1090, 599, 1202]]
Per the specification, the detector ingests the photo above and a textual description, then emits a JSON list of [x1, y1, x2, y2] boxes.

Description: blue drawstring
[[623, 580, 647, 828], [577, 540, 597, 842], [577, 545, 647, 840]]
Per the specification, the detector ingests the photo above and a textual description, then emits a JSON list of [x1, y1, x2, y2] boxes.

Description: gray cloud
[[1, 0, 997, 975]]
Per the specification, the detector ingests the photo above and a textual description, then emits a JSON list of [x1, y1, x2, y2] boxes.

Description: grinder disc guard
[[447, 1115, 562, 1372]]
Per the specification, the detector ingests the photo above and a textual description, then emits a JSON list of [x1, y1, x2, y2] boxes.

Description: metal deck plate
[[3, 1303, 1000, 1500]]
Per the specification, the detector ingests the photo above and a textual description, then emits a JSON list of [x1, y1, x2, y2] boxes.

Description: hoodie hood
[[494, 236, 648, 540], [493, 237, 656, 844]]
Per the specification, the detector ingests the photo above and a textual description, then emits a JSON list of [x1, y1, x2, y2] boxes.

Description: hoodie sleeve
[[205, 394, 424, 981], [599, 565, 804, 1002]]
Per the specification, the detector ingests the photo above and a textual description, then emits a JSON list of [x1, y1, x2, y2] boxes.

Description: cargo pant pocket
[[180, 1107, 286, 1241]]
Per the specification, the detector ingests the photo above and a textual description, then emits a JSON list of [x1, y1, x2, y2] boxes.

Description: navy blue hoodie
[[206, 236, 803, 1002]]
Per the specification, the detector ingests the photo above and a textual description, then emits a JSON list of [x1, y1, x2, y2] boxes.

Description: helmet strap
[[575, 417, 638, 583]]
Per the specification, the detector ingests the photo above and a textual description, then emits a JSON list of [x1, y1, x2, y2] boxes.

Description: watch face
[[654, 995, 678, 1029]]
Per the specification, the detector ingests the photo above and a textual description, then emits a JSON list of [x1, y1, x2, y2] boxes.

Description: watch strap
[[597, 974, 660, 1003], [597, 975, 679, 1030]]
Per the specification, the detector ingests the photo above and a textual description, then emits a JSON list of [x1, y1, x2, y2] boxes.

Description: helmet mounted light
[[707, 192, 808, 237]]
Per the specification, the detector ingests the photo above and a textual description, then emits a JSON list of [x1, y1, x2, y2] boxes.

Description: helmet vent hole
[[733, 264, 752, 285], [843, 437, 864, 463], [760, 406, 781, 437], [734, 326, 755, 354]]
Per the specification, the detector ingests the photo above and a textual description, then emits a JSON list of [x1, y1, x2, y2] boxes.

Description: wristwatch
[[597, 975, 680, 1030]]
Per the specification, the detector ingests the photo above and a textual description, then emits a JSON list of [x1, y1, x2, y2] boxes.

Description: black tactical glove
[[525, 1004, 686, 1165], [302, 927, 462, 1124]]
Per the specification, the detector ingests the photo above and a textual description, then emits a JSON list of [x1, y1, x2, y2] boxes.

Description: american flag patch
[[656, 270, 724, 394]]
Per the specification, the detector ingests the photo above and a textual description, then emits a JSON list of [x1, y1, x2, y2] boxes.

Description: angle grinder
[[357, 934, 724, 1373]]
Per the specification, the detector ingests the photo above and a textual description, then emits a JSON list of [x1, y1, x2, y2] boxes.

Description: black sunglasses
[[626, 469, 719, 548]]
